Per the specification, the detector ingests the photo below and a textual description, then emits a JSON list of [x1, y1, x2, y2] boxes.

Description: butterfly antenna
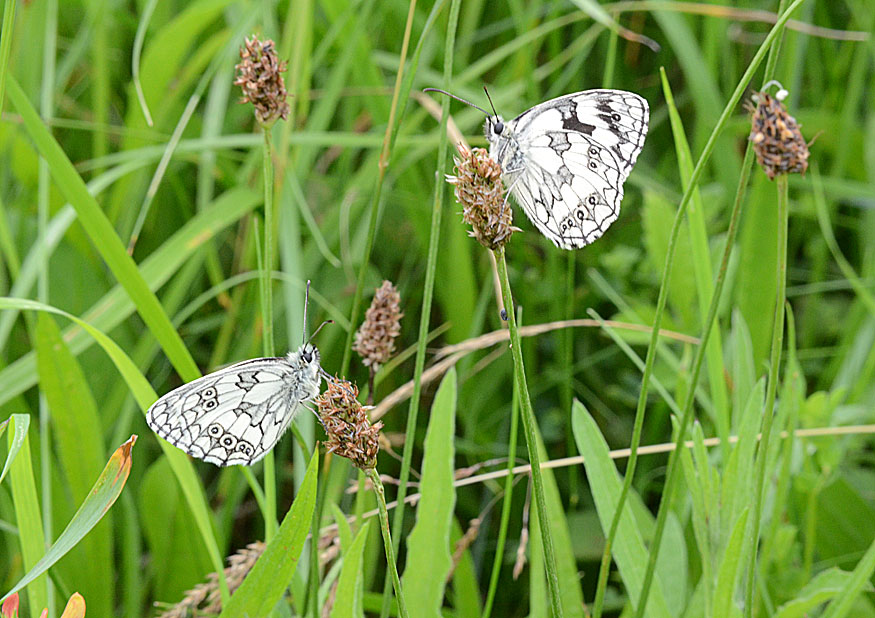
[[483, 86, 499, 118], [423, 88, 490, 116], [302, 280, 311, 345], [307, 319, 333, 346]]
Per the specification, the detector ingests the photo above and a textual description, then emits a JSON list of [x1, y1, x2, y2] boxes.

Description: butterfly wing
[[502, 90, 648, 249], [147, 358, 307, 466]]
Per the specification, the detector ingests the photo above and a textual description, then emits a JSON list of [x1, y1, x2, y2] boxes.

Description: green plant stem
[[744, 173, 789, 615], [494, 245, 563, 617], [482, 338, 521, 618], [259, 128, 278, 542], [379, 2, 455, 617], [367, 468, 409, 618]]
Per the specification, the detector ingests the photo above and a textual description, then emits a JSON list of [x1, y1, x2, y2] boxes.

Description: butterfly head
[[290, 342, 321, 368], [484, 115, 506, 142]]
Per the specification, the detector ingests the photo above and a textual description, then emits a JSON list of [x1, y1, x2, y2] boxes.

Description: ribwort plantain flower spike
[[353, 280, 403, 374], [234, 35, 290, 127], [748, 82, 810, 180], [446, 144, 519, 250], [316, 377, 382, 470]]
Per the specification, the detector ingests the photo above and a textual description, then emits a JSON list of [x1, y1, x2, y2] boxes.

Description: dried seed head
[[748, 89, 809, 180], [234, 35, 290, 126], [353, 281, 403, 373], [446, 144, 518, 250], [315, 377, 382, 470], [158, 541, 265, 617]]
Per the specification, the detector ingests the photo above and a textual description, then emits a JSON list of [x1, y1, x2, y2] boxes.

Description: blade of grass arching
[[219, 450, 318, 618], [379, 1, 455, 615], [618, 4, 807, 615], [0, 187, 260, 406], [0, 298, 231, 605], [482, 355, 521, 618], [1, 435, 137, 605], [711, 508, 749, 618], [744, 172, 789, 616], [572, 402, 673, 618], [34, 313, 112, 617], [812, 167, 875, 318], [660, 69, 729, 447], [401, 368, 457, 614], [0, 414, 29, 485], [5, 75, 201, 381], [6, 415, 48, 618], [820, 535, 875, 618]]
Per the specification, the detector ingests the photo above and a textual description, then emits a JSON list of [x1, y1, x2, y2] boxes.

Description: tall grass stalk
[[367, 468, 409, 618], [339, 0, 419, 377], [744, 173, 789, 615], [482, 321, 521, 618], [593, 3, 806, 615], [260, 127, 278, 542], [379, 2, 456, 617], [494, 245, 563, 617]]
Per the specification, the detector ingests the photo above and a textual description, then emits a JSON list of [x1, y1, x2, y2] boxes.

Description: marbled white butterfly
[[146, 283, 328, 466], [428, 88, 649, 249]]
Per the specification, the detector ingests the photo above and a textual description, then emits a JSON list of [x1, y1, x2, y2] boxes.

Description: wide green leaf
[[331, 520, 370, 618], [775, 567, 872, 618], [572, 400, 673, 618], [712, 508, 748, 618], [219, 448, 318, 617], [401, 367, 457, 615], [821, 535, 875, 618]]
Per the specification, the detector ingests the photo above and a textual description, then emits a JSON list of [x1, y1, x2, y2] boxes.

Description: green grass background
[[1, 0, 874, 616]]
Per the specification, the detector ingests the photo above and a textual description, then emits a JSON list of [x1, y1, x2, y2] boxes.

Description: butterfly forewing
[[146, 345, 322, 467], [489, 89, 649, 250]]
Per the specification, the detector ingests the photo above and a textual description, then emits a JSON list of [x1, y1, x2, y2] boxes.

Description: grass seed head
[[447, 144, 517, 250], [353, 280, 403, 373], [234, 35, 290, 127], [749, 91, 809, 180], [316, 377, 382, 470]]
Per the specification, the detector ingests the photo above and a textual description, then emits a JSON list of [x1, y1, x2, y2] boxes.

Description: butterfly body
[[147, 343, 322, 466], [485, 89, 649, 250]]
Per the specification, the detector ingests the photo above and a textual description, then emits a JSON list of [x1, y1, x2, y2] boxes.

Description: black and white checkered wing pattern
[[147, 346, 321, 466], [496, 90, 648, 250]]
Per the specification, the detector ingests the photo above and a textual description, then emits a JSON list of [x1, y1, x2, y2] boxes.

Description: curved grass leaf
[[0, 185, 259, 406], [401, 367, 457, 616], [219, 449, 318, 617], [1, 435, 136, 603], [0, 414, 29, 486], [0, 298, 228, 601], [6, 74, 200, 381], [774, 567, 872, 618]]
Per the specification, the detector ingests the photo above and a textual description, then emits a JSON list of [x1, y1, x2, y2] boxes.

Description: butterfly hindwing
[[489, 89, 649, 250]]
